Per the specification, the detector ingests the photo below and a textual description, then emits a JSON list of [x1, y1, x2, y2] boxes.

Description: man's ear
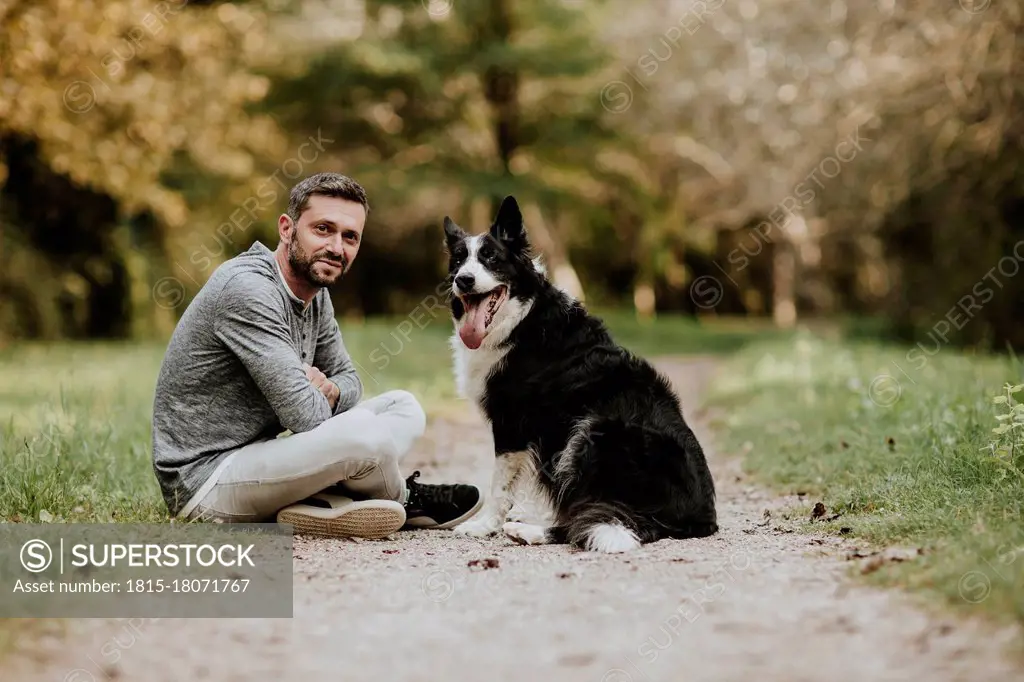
[[277, 213, 294, 242], [489, 195, 528, 252], [443, 216, 467, 252]]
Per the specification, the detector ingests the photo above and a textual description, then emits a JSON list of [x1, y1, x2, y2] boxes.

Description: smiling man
[[151, 172, 482, 538]]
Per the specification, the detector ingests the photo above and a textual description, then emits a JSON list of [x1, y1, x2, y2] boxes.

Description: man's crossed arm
[[303, 363, 341, 409], [213, 273, 363, 434], [311, 291, 363, 414]]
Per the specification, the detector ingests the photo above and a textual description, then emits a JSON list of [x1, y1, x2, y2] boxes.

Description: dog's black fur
[[444, 196, 718, 549]]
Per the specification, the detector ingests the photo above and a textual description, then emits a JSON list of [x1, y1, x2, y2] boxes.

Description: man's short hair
[[287, 173, 369, 221]]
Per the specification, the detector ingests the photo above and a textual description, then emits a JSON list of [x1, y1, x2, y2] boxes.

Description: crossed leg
[[182, 390, 426, 522]]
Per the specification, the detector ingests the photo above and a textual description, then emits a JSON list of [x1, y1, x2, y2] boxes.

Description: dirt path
[[10, 358, 1024, 682]]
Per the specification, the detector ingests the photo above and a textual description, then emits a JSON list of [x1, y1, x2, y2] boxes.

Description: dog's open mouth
[[458, 285, 509, 350]]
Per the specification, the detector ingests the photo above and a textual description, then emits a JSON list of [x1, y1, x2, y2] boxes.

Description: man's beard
[[289, 238, 348, 287]]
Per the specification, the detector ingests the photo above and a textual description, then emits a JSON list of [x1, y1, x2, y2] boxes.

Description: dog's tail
[[546, 500, 716, 552], [546, 502, 642, 553]]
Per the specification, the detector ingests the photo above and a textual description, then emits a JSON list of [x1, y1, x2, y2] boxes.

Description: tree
[[263, 0, 656, 304], [0, 0, 282, 337], [607, 0, 1022, 336]]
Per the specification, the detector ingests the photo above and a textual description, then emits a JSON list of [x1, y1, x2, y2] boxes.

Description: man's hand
[[304, 363, 340, 409]]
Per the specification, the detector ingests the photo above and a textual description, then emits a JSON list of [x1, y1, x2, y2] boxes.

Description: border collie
[[443, 195, 718, 553]]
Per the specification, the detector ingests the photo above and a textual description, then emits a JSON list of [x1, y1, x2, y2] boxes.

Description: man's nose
[[455, 273, 475, 292]]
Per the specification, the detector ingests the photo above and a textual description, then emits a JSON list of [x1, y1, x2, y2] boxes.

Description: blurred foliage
[[0, 0, 288, 224], [0, 0, 1022, 349], [0, 0, 286, 338]]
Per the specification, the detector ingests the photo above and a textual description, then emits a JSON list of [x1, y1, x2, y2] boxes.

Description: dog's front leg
[[453, 451, 530, 537]]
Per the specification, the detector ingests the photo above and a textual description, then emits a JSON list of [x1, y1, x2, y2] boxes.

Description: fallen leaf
[[558, 653, 596, 667], [468, 558, 500, 571], [811, 502, 827, 520], [756, 509, 772, 527], [382, 549, 400, 554], [852, 546, 923, 573], [883, 547, 924, 561], [841, 441, 850, 449], [839, 527, 852, 535]]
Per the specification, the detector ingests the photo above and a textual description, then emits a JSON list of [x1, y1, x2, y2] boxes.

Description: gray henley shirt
[[151, 240, 363, 516]]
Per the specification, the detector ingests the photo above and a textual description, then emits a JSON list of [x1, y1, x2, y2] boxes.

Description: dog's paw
[[502, 522, 549, 545], [452, 517, 501, 538]]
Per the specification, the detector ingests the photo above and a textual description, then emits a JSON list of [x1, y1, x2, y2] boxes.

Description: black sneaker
[[402, 470, 483, 530]]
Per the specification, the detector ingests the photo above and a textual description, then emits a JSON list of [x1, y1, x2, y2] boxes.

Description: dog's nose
[[455, 273, 475, 292]]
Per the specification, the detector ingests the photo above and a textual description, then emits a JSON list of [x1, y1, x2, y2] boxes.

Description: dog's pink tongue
[[459, 301, 487, 349]]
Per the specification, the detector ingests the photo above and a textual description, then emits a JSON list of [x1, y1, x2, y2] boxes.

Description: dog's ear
[[443, 216, 466, 252], [490, 195, 529, 252]]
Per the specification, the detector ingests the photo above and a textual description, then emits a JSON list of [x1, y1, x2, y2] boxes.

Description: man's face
[[280, 195, 366, 288]]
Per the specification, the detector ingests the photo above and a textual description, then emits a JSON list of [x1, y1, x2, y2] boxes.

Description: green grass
[[705, 330, 1024, 626], [0, 310, 771, 526], [594, 308, 796, 356]]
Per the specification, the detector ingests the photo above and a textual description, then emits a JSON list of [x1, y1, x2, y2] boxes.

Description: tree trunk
[[483, 0, 519, 217], [633, 281, 656, 318], [772, 214, 804, 328], [521, 203, 585, 302], [476, 0, 584, 301]]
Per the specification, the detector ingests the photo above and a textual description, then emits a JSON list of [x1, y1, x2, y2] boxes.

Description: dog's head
[[443, 195, 544, 350]]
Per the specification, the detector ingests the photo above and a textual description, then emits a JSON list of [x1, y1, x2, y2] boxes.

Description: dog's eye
[[479, 246, 494, 260]]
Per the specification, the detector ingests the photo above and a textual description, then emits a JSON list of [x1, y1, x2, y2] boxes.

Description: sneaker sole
[[278, 501, 406, 539], [404, 493, 485, 531]]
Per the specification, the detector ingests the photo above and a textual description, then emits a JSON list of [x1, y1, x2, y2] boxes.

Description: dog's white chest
[[452, 337, 509, 408]]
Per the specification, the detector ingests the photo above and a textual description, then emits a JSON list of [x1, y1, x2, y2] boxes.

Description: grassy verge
[[0, 310, 778, 526], [705, 330, 1024, 627]]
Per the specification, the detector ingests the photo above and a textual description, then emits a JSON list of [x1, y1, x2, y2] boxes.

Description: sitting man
[[151, 172, 482, 538]]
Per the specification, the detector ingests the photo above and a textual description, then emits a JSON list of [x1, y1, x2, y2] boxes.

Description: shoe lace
[[405, 470, 457, 509]]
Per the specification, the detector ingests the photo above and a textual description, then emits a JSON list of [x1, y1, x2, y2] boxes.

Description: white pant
[[184, 390, 426, 522]]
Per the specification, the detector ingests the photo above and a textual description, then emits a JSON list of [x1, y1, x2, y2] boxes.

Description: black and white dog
[[444, 195, 718, 553]]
